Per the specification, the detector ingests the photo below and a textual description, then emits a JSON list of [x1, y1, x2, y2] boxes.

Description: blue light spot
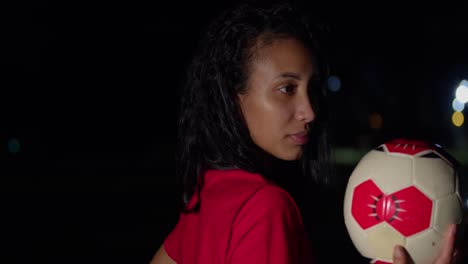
[[8, 137, 20, 154], [327, 75, 341, 92], [452, 98, 465, 112]]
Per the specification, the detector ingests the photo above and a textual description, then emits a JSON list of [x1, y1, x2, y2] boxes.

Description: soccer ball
[[343, 138, 463, 264]]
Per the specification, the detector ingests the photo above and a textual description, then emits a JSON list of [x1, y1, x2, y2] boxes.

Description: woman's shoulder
[[200, 169, 286, 209], [207, 169, 300, 215], [243, 184, 300, 216], [203, 168, 270, 191], [230, 182, 305, 239]]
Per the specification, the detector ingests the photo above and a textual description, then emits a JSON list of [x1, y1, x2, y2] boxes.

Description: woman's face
[[239, 37, 316, 161]]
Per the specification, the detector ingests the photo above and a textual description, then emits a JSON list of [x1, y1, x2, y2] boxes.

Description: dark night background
[[2, 0, 468, 263]]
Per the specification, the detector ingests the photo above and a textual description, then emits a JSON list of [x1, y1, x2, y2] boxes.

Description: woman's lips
[[289, 131, 309, 145]]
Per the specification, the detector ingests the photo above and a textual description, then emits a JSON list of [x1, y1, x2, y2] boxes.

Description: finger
[[393, 245, 412, 264], [435, 224, 457, 263], [452, 249, 460, 264]]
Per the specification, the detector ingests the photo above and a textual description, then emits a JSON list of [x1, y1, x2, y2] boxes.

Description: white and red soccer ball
[[343, 138, 464, 264]]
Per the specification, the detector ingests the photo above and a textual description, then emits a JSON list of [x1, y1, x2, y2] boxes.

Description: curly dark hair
[[176, 1, 334, 212]]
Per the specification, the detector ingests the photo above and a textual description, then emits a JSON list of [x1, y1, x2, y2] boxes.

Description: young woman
[[151, 2, 458, 263]]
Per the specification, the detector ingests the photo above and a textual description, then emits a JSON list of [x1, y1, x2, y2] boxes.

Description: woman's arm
[[150, 245, 176, 264]]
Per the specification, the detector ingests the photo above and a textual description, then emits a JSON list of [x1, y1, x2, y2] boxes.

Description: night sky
[[2, 1, 468, 263]]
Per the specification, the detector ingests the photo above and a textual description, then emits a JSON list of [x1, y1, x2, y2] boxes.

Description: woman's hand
[[392, 224, 458, 264]]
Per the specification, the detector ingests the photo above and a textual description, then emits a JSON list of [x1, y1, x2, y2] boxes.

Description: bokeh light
[[452, 98, 465, 112], [7, 137, 21, 154], [455, 80, 468, 103], [327, 75, 341, 92], [452, 111, 464, 127], [369, 112, 383, 130]]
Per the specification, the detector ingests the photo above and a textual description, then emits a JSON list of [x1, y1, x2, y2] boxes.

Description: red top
[[163, 169, 312, 264]]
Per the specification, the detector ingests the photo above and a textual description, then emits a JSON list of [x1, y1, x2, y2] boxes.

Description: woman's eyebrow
[[275, 72, 317, 80], [275, 72, 301, 80]]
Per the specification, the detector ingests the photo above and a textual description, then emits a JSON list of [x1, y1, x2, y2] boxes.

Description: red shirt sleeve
[[228, 185, 311, 264]]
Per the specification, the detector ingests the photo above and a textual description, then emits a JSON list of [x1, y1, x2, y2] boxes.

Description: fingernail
[[394, 245, 404, 259]]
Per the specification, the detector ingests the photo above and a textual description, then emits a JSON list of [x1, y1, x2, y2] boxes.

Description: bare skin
[[150, 245, 176, 264], [238, 37, 316, 161]]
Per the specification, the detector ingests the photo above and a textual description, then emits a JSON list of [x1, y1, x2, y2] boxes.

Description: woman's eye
[[279, 85, 296, 95]]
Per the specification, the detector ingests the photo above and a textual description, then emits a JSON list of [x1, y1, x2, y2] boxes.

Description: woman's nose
[[295, 97, 315, 123]]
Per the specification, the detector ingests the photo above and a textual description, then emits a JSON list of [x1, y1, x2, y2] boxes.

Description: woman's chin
[[275, 150, 302, 161]]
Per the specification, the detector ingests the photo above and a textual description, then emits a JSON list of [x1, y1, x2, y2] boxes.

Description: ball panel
[[383, 139, 433, 156], [345, 151, 381, 190], [351, 180, 384, 229], [388, 186, 432, 237], [348, 151, 413, 194], [344, 209, 375, 258], [371, 260, 392, 264], [366, 224, 405, 261], [405, 229, 442, 264], [413, 157, 455, 199], [433, 194, 463, 234]]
